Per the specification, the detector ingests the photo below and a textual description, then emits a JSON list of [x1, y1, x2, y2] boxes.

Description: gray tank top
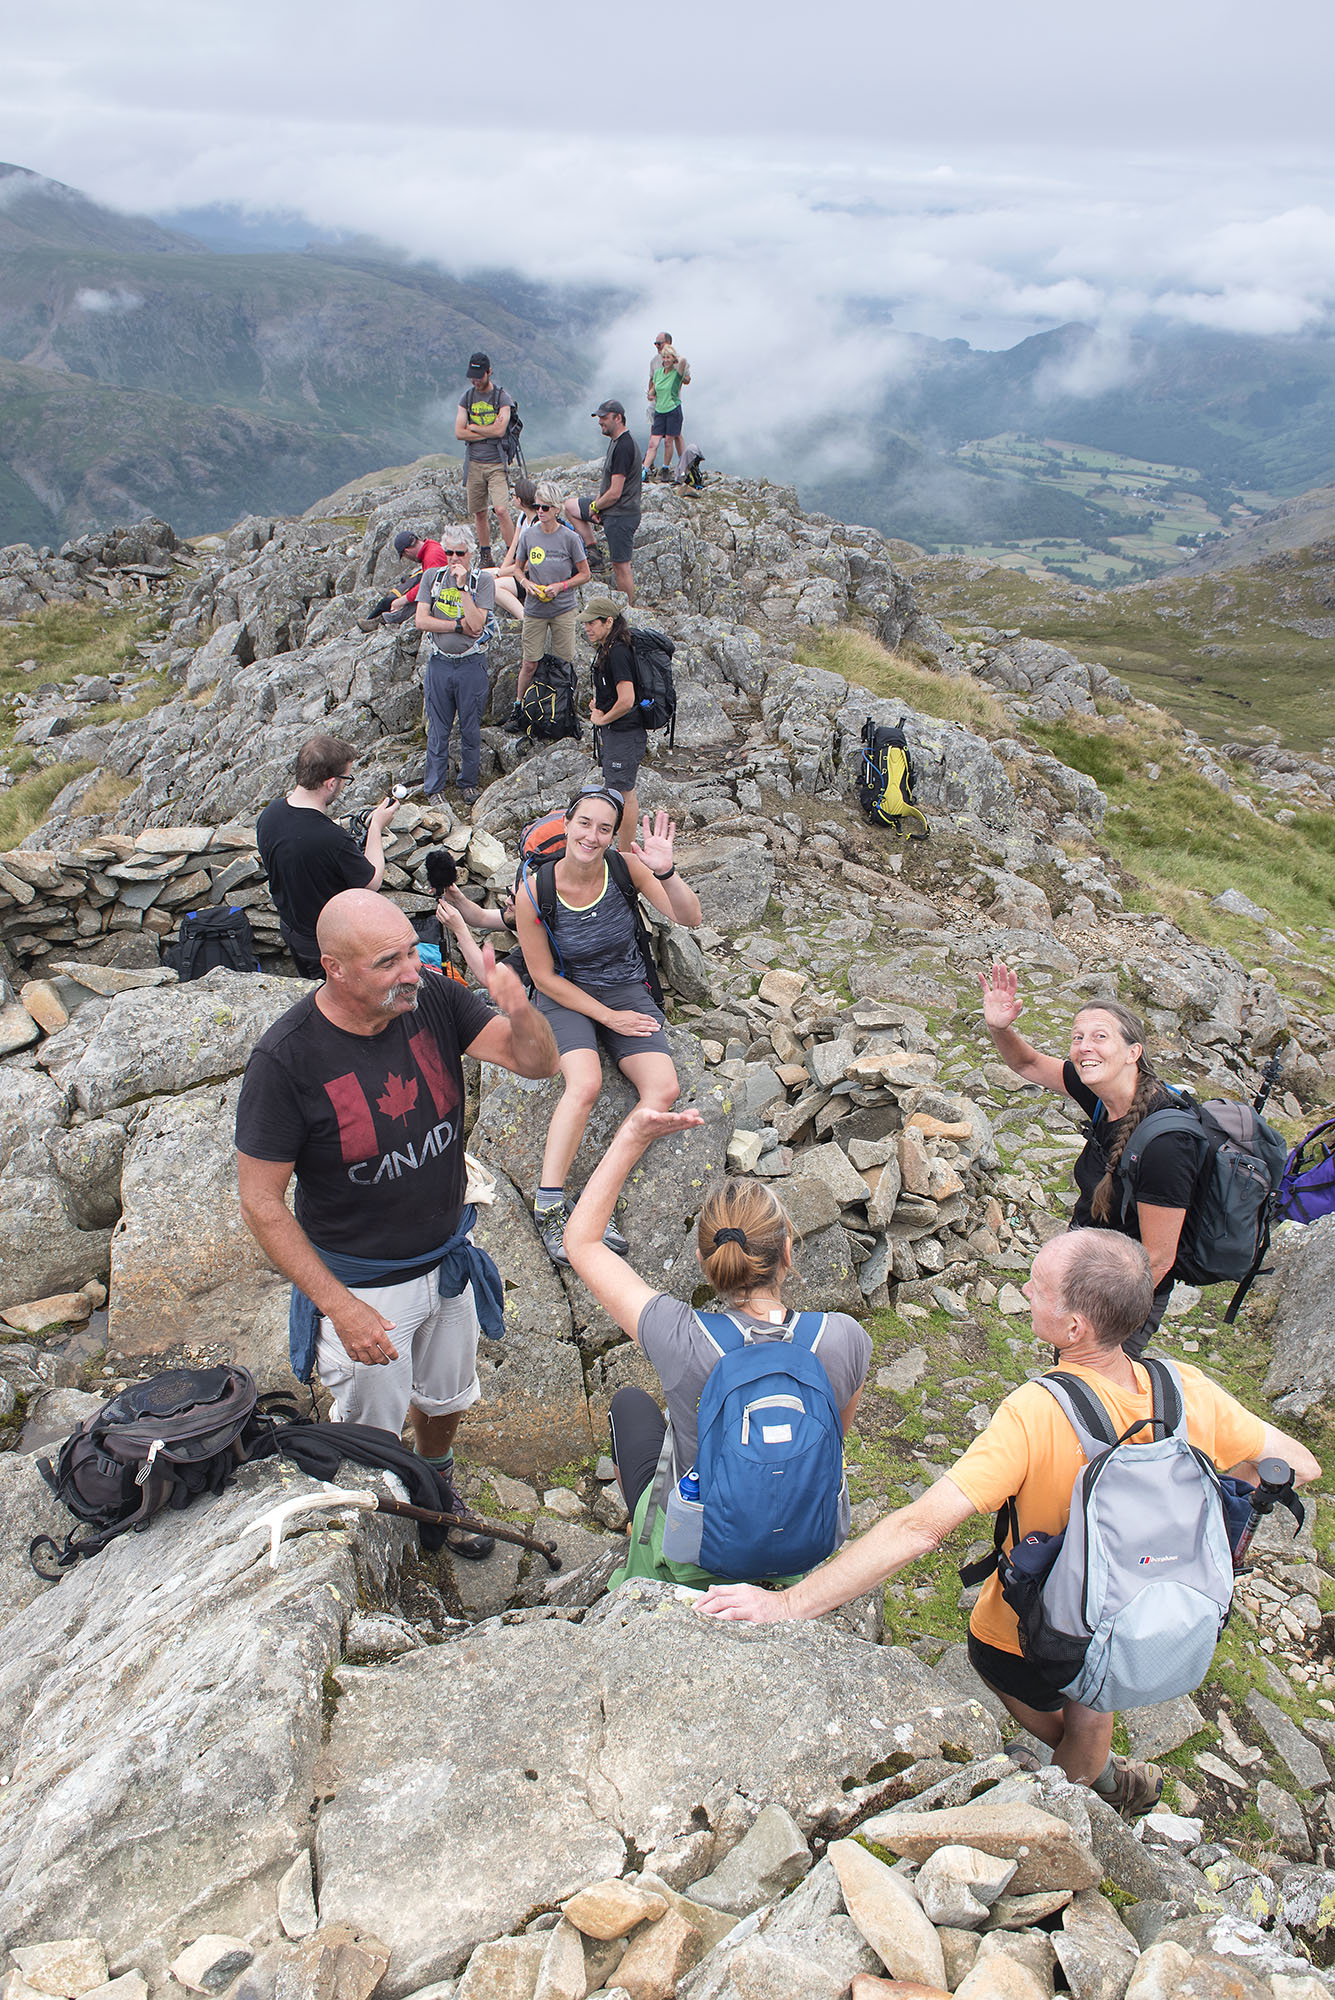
[[551, 864, 644, 988]]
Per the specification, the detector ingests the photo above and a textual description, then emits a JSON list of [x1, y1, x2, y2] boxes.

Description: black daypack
[[1110, 1090, 1288, 1321], [856, 718, 929, 837], [164, 905, 258, 981], [32, 1365, 263, 1573], [519, 655, 581, 740], [628, 628, 678, 746]]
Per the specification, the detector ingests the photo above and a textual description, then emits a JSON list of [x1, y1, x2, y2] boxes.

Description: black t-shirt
[[1063, 1060, 1200, 1289], [601, 432, 641, 517], [594, 639, 642, 735], [234, 976, 495, 1260], [256, 798, 375, 950]]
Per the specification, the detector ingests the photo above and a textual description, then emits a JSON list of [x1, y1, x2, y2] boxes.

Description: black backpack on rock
[[519, 656, 581, 740], [32, 1366, 264, 1573], [163, 905, 258, 981], [856, 718, 929, 838]]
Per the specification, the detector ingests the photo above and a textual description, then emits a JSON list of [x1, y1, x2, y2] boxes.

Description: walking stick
[[242, 1482, 562, 1570]]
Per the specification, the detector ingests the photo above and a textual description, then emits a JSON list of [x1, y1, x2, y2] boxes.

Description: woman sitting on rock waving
[[515, 787, 701, 1263], [980, 963, 1198, 1356], [564, 1104, 871, 1588]]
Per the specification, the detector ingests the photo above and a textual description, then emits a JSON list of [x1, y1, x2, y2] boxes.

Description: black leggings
[[608, 1386, 666, 1512]]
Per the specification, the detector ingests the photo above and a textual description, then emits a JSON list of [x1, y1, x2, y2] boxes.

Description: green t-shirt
[[651, 364, 684, 415]]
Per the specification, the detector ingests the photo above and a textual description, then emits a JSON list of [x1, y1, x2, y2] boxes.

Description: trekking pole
[[1253, 1051, 1283, 1116], [1230, 1457, 1304, 1574], [243, 1484, 562, 1570]]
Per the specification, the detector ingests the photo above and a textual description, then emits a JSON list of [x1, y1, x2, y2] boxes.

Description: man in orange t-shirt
[[699, 1228, 1320, 1817]]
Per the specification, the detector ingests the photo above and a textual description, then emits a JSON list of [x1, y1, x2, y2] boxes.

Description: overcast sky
[[4, 0, 1334, 461]]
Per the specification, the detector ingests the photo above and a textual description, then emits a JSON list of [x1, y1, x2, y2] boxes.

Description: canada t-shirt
[[1063, 1061, 1200, 1287], [255, 799, 376, 954], [948, 1360, 1267, 1657], [635, 1295, 872, 1474], [234, 975, 495, 1261], [458, 383, 512, 466]]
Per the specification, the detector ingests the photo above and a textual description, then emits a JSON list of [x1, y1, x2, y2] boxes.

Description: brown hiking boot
[[1102, 1755, 1163, 1818]]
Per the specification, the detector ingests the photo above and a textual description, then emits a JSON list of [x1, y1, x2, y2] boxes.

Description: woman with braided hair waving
[[980, 965, 1199, 1357]]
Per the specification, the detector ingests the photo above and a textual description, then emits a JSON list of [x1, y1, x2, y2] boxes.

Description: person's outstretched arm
[[697, 1475, 975, 1624], [564, 1104, 705, 1339], [979, 962, 1068, 1092], [464, 948, 558, 1077]]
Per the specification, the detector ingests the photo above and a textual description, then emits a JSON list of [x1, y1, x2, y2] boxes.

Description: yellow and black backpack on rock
[[856, 718, 929, 838]]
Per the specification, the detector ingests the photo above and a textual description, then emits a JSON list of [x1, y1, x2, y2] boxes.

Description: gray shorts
[[316, 1271, 481, 1431], [578, 498, 640, 567], [601, 725, 647, 794], [536, 978, 670, 1060]]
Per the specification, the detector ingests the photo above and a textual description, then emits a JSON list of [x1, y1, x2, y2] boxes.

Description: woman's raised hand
[[979, 961, 1024, 1032], [631, 810, 677, 876]]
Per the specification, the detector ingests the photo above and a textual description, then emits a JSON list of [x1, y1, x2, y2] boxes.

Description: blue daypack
[[660, 1310, 849, 1583]]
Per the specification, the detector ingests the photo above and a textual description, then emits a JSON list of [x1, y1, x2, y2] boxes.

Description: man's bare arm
[[236, 1153, 398, 1364]]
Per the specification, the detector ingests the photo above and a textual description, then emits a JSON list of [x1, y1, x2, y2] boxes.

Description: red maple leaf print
[[377, 1072, 419, 1123]]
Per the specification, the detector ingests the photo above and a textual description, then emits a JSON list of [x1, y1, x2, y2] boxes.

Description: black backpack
[[856, 718, 929, 837], [500, 398, 524, 469], [163, 905, 258, 980], [629, 628, 678, 746], [1108, 1090, 1289, 1321], [31, 1365, 263, 1574], [519, 655, 581, 740]]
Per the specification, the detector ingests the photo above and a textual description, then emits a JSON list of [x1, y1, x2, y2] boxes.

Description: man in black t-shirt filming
[[565, 400, 643, 605], [235, 889, 558, 1552], [256, 736, 398, 978]]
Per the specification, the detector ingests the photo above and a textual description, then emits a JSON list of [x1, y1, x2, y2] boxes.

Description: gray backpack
[[965, 1359, 1235, 1713]]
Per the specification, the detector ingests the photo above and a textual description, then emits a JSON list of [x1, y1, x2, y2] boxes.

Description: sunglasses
[[567, 786, 625, 822], [537, 502, 558, 513]]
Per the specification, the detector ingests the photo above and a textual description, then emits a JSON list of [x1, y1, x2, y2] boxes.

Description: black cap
[[467, 352, 491, 376], [593, 398, 626, 418], [393, 530, 418, 556]]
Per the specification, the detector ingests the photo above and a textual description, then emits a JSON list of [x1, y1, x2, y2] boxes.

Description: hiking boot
[[357, 617, 383, 633], [1103, 1756, 1164, 1819], [586, 548, 607, 572], [602, 1218, 629, 1256], [477, 546, 495, 568], [439, 1480, 495, 1560], [538, 1200, 571, 1265], [458, 786, 479, 807], [426, 791, 451, 811]]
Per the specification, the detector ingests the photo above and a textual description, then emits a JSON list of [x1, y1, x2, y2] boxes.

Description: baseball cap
[[393, 530, 419, 556], [582, 596, 620, 621], [593, 399, 626, 418], [467, 351, 491, 376]]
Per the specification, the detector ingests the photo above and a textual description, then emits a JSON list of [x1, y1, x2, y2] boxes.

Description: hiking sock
[[1090, 1758, 1118, 1797], [418, 1449, 454, 1477], [534, 1185, 566, 1216]]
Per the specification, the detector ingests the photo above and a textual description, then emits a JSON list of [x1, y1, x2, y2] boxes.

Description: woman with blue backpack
[[564, 1103, 872, 1588]]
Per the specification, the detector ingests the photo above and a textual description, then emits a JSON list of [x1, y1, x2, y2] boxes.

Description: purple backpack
[[1280, 1118, 1335, 1226]]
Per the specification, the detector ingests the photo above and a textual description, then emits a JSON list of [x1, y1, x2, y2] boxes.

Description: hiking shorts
[[466, 461, 509, 518], [650, 408, 683, 436], [600, 724, 647, 796], [522, 607, 576, 664], [316, 1271, 481, 1430], [966, 1631, 1068, 1713], [578, 497, 640, 567], [535, 979, 671, 1061]]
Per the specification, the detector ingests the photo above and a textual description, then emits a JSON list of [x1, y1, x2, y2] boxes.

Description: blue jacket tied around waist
[[288, 1206, 504, 1382]]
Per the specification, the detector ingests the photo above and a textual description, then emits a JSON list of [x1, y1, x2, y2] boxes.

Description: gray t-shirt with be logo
[[515, 523, 587, 620]]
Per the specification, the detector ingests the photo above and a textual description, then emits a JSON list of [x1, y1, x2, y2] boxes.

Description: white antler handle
[[240, 1485, 379, 1567]]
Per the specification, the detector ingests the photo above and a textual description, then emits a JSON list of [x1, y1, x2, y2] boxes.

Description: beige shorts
[[316, 1272, 481, 1431], [522, 607, 576, 664], [465, 461, 510, 517]]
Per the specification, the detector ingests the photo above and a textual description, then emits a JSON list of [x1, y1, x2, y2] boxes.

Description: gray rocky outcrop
[[1264, 1213, 1335, 1413]]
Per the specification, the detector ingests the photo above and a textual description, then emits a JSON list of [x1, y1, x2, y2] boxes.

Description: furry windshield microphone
[[424, 849, 458, 893]]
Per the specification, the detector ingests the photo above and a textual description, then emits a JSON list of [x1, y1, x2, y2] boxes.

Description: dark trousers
[[424, 653, 489, 792], [608, 1386, 666, 1512]]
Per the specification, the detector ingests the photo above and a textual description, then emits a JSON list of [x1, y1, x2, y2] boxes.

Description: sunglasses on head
[[566, 785, 625, 827]]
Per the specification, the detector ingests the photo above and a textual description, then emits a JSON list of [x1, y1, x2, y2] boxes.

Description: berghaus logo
[[1137, 1554, 1179, 1565]]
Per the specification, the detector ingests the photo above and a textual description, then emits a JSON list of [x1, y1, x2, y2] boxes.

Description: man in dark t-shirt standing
[[455, 353, 516, 567], [565, 400, 643, 604], [256, 735, 399, 978], [236, 888, 558, 1542]]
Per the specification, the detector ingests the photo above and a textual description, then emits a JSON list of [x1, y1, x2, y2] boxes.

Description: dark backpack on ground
[[31, 1365, 263, 1573], [519, 655, 580, 740], [628, 627, 678, 746], [681, 444, 705, 490], [500, 398, 524, 468], [657, 1311, 849, 1583], [960, 1359, 1236, 1713], [856, 718, 929, 837], [1110, 1088, 1288, 1320], [163, 905, 258, 980], [1279, 1117, 1335, 1226]]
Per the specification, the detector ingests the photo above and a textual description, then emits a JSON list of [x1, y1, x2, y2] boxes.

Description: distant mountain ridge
[[0, 164, 601, 544]]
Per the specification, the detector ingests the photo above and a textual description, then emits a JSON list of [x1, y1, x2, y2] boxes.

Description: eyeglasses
[[333, 772, 353, 787]]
